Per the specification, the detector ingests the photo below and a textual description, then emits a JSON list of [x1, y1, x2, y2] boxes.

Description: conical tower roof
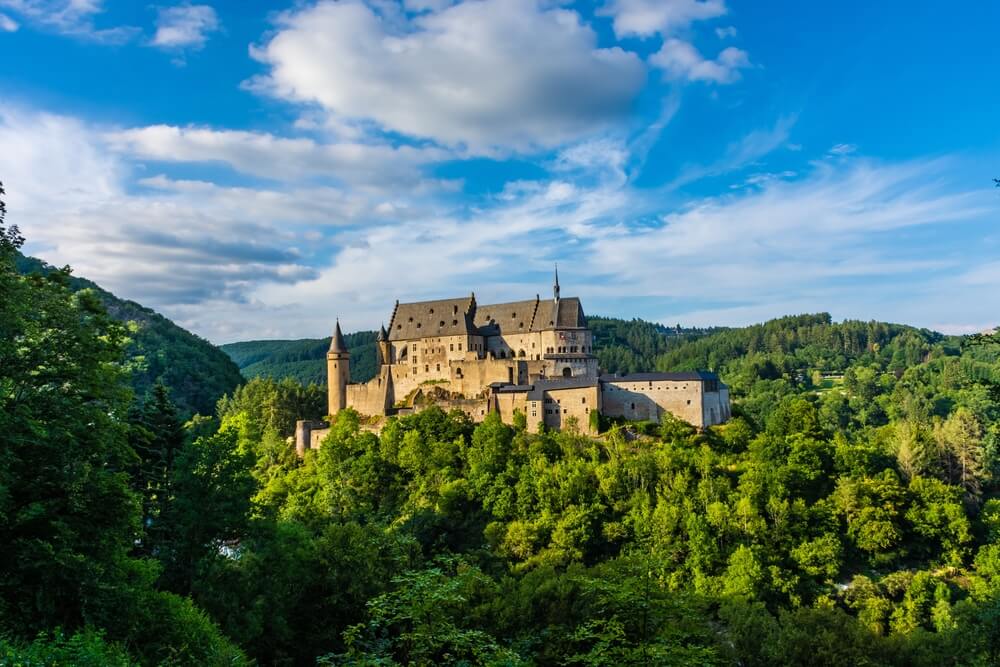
[[329, 319, 348, 354], [377, 324, 388, 342]]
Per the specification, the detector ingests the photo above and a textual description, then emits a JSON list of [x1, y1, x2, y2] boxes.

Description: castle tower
[[327, 319, 349, 416], [376, 324, 389, 366]]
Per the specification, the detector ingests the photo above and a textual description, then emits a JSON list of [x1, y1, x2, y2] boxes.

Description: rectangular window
[[412, 343, 417, 350], [581, 397, 586, 404], [436, 363, 441, 372], [458, 343, 463, 351], [450, 343, 454, 351]]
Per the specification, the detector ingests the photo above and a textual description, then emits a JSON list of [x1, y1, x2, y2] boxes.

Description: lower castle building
[[295, 272, 730, 454]]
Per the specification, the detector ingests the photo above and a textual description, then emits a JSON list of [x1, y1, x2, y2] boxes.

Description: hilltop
[[15, 253, 243, 418]]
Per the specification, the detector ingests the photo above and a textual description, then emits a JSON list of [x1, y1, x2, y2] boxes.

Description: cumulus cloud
[[598, 0, 727, 38], [150, 3, 219, 51], [0, 0, 136, 42], [0, 11, 18, 30], [651, 38, 750, 83], [247, 0, 646, 153]]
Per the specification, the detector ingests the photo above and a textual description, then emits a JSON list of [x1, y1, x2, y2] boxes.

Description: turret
[[327, 319, 350, 416], [376, 324, 389, 366]]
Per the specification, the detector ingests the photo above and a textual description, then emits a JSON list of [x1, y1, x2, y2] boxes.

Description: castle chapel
[[295, 271, 730, 453]]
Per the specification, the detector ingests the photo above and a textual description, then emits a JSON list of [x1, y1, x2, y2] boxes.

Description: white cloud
[[671, 115, 797, 188], [828, 143, 858, 156], [598, 0, 727, 38], [0, 106, 376, 321], [715, 25, 736, 39], [0, 11, 18, 30], [651, 38, 750, 84], [248, 0, 646, 153], [0, 0, 136, 42], [588, 158, 993, 314], [151, 3, 219, 50], [106, 124, 449, 189]]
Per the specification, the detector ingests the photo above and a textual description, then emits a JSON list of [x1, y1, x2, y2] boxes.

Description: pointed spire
[[553, 263, 561, 303], [377, 323, 388, 342], [329, 319, 348, 353]]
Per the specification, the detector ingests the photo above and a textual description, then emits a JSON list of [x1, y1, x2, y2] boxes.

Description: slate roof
[[527, 376, 599, 400], [599, 371, 720, 382], [329, 320, 348, 354], [388, 295, 477, 341], [474, 296, 586, 334], [388, 291, 588, 341]]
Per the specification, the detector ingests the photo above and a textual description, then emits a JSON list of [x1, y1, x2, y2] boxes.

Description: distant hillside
[[16, 253, 243, 418], [221, 331, 378, 386]]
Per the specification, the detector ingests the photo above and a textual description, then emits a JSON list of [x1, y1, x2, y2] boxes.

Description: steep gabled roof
[[474, 297, 540, 334], [475, 295, 586, 333], [388, 295, 477, 341]]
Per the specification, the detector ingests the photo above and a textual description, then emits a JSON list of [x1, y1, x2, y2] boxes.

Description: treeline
[[222, 332, 378, 385]]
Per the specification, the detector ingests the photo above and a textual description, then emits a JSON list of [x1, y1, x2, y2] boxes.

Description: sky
[[0, 0, 998, 343]]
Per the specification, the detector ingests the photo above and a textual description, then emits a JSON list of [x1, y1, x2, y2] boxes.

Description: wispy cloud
[[0, 11, 18, 31], [0, 0, 137, 42], [598, 0, 727, 38], [150, 3, 220, 56]]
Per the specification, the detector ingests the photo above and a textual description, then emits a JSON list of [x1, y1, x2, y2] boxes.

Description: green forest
[[6, 181, 1000, 665]]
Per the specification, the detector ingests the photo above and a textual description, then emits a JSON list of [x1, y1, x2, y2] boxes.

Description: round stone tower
[[327, 319, 349, 416]]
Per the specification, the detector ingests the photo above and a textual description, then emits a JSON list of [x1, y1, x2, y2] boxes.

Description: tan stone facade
[[295, 275, 730, 454]]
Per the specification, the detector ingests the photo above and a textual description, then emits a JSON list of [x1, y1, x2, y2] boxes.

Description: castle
[[295, 271, 730, 454]]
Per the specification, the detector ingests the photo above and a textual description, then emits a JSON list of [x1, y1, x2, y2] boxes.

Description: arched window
[[518, 350, 526, 358], [562, 367, 572, 378]]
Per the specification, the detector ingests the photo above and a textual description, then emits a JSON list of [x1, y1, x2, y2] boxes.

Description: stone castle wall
[[601, 379, 728, 428]]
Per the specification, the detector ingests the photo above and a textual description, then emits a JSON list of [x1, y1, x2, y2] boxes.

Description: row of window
[[606, 383, 690, 392]]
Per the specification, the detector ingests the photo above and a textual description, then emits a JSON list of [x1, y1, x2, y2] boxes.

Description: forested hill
[[221, 331, 379, 385], [15, 253, 242, 418]]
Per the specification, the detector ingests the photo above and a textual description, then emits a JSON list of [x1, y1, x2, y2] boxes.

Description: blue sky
[[1, 0, 998, 342]]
